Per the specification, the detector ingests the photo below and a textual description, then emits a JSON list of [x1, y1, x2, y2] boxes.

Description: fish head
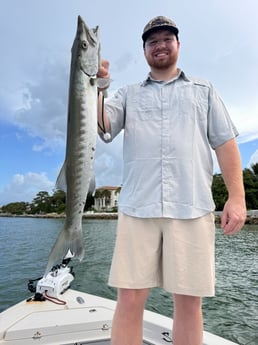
[[71, 16, 100, 77]]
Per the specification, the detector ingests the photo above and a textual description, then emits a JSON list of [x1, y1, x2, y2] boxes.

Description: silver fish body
[[45, 16, 100, 274]]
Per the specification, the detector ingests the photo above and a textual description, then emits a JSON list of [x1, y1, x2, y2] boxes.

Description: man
[[97, 16, 246, 345]]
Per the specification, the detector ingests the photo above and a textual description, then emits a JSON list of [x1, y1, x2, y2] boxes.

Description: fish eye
[[81, 40, 88, 49]]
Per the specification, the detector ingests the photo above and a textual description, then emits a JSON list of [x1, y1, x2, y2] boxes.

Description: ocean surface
[[0, 217, 257, 344]]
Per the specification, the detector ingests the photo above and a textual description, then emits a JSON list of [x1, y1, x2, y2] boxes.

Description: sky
[[0, 0, 258, 206]]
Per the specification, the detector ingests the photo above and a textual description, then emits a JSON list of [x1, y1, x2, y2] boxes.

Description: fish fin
[[56, 162, 67, 192], [88, 176, 96, 196], [45, 226, 84, 275]]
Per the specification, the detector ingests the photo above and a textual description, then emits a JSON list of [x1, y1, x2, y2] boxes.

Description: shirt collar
[[141, 69, 190, 86]]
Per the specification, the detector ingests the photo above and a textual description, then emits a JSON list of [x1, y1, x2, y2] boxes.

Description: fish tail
[[44, 226, 84, 275]]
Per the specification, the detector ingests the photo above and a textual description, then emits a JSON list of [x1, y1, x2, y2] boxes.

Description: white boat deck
[[0, 289, 238, 345]]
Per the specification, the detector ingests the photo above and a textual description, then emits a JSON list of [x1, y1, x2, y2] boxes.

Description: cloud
[[228, 105, 258, 144], [249, 150, 258, 167], [12, 58, 69, 152], [0, 172, 55, 206]]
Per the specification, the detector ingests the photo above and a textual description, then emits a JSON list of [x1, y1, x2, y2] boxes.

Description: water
[[0, 217, 257, 344]]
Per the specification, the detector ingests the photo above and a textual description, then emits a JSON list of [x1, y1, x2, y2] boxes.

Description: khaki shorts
[[108, 212, 215, 297]]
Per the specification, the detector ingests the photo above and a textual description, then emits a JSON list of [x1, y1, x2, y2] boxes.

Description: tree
[[251, 162, 258, 176], [212, 174, 228, 211], [1, 202, 29, 215], [243, 166, 258, 209], [212, 164, 258, 211], [30, 191, 51, 214], [51, 190, 66, 213]]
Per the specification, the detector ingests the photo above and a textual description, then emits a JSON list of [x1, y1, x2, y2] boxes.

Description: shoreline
[[0, 212, 258, 224], [0, 212, 118, 220]]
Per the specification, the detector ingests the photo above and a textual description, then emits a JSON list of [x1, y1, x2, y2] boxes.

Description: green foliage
[[251, 162, 258, 176], [212, 163, 258, 211], [1, 202, 29, 215], [51, 190, 66, 213], [212, 174, 228, 211], [30, 191, 52, 214], [243, 164, 258, 209], [94, 189, 111, 198], [0, 189, 95, 215]]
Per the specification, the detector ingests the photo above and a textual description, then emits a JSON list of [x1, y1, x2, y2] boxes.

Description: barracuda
[[45, 16, 106, 274]]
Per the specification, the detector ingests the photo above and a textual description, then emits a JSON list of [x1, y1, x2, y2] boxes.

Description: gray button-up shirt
[[102, 71, 238, 219]]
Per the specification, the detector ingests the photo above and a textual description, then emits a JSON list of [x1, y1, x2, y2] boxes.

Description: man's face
[[144, 30, 180, 69]]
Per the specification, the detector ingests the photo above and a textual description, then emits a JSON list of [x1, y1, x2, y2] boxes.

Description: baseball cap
[[142, 16, 179, 42]]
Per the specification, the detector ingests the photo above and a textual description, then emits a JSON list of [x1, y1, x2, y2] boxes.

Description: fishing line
[[97, 93, 105, 132], [98, 92, 111, 141]]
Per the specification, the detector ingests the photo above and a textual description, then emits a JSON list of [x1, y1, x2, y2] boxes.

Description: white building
[[94, 186, 120, 212]]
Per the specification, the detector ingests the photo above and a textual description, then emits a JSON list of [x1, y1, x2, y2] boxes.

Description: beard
[[146, 51, 179, 70]]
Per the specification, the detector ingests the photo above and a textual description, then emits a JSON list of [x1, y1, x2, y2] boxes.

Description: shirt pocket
[[178, 85, 209, 122], [137, 91, 160, 121]]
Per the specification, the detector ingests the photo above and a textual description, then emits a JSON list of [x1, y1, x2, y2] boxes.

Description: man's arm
[[215, 138, 246, 235]]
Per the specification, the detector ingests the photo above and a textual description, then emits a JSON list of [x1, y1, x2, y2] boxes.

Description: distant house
[[94, 186, 120, 212]]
